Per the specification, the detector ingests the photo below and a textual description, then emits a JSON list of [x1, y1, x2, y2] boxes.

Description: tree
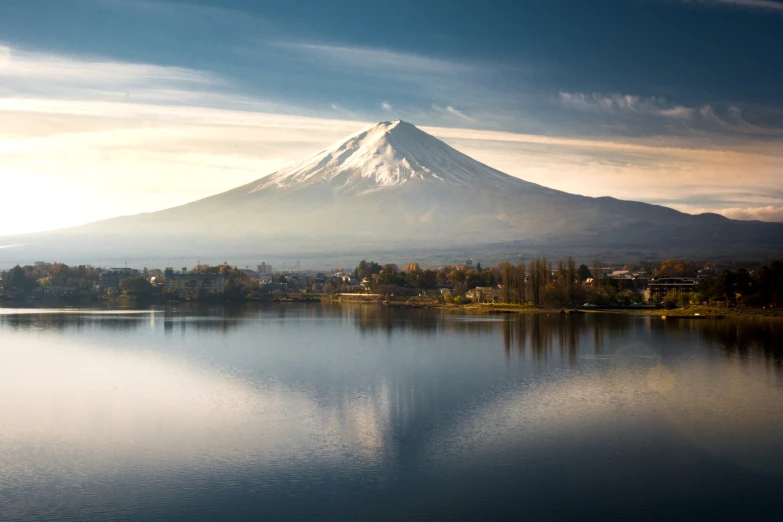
[[119, 275, 152, 295], [78, 277, 91, 291], [734, 268, 752, 297], [657, 259, 696, 278], [500, 261, 512, 303], [356, 260, 382, 279], [528, 256, 549, 305], [719, 270, 737, 304], [591, 259, 605, 281], [578, 264, 592, 283], [663, 291, 678, 309], [4, 265, 37, 292]]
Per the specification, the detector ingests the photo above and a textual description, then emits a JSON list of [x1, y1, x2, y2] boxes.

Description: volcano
[[2, 120, 782, 266]]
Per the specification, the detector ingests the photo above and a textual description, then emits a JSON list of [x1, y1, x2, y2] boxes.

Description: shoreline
[[2, 295, 781, 322], [331, 296, 783, 321]]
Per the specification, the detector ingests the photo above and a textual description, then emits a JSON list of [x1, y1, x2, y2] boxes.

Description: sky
[[0, 0, 781, 235]]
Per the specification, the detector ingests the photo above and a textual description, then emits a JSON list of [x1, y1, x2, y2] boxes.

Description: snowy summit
[[248, 120, 524, 196]]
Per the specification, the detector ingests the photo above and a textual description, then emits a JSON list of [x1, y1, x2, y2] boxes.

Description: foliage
[[119, 275, 152, 295], [3, 266, 38, 292], [656, 259, 696, 278], [698, 262, 783, 307], [355, 260, 382, 279], [1, 263, 101, 294]]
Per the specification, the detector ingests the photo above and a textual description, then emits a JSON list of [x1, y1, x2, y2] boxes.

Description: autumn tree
[[355, 260, 382, 279], [657, 259, 696, 278]]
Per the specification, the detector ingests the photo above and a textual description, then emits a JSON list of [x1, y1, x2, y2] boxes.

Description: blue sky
[[0, 0, 782, 234]]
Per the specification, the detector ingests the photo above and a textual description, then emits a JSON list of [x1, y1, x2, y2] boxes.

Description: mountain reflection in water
[[0, 304, 781, 521]]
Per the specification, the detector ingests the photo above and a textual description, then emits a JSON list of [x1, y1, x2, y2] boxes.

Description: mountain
[[2, 120, 783, 267]]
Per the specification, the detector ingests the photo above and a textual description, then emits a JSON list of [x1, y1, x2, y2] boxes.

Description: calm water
[[1, 304, 782, 521]]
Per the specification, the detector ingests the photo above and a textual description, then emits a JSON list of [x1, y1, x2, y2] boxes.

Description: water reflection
[[2, 305, 781, 373], [1, 305, 783, 520]]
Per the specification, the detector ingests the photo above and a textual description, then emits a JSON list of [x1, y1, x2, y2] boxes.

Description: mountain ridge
[[1, 121, 781, 267], [238, 120, 547, 196]]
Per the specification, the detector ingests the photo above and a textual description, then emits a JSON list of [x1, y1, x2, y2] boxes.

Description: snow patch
[[247, 120, 532, 196]]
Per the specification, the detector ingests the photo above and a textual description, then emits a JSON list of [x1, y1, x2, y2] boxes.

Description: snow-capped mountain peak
[[247, 120, 525, 196]]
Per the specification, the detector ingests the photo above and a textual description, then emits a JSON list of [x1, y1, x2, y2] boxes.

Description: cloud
[[432, 104, 477, 122], [559, 91, 694, 119], [716, 206, 783, 222], [559, 91, 783, 137], [274, 41, 474, 76], [699, 105, 783, 136], [681, 0, 783, 12], [381, 102, 392, 112], [0, 45, 9, 67], [0, 43, 222, 88], [421, 125, 780, 161], [270, 40, 490, 111], [330, 102, 356, 116]]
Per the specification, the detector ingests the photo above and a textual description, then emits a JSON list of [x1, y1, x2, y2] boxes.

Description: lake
[[1, 304, 782, 521]]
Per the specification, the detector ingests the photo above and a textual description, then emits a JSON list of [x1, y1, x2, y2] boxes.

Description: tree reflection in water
[[1, 304, 781, 374]]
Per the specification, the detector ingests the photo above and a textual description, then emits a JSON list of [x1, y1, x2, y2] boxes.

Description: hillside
[[2, 121, 782, 267]]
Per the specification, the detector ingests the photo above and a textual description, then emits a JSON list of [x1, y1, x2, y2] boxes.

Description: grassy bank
[[332, 295, 569, 314], [330, 294, 783, 321], [580, 305, 783, 321]]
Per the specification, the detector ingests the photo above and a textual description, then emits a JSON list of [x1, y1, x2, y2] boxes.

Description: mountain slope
[[244, 120, 537, 194], [2, 120, 782, 265]]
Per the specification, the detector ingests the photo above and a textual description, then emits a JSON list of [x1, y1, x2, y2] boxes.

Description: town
[[1, 257, 781, 312]]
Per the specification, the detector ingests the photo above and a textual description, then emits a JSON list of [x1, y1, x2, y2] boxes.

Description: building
[[164, 268, 225, 293], [257, 262, 273, 275], [337, 273, 361, 290], [98, 268, 140, 291], [466, 286, 498, 303], [310, 277, 328, 293], [648, 277, 698, 295]]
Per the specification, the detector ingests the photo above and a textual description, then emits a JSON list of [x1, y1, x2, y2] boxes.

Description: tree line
[[354, 257, 783, 308]]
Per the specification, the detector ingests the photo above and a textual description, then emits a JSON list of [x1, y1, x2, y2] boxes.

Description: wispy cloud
[[681, 0, 783, 13], [270, 40, 490, 115], [432, 104, 477, 122], [381, 102, 392, 112], [716, 206, 783, 221], [274, 41, 474, 76], [559, 91, 694, 119], [329, 102, 358, 116], [700, 105, 783, 136], [559, 91, 783, 137], [0, 43, 221, 87]]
